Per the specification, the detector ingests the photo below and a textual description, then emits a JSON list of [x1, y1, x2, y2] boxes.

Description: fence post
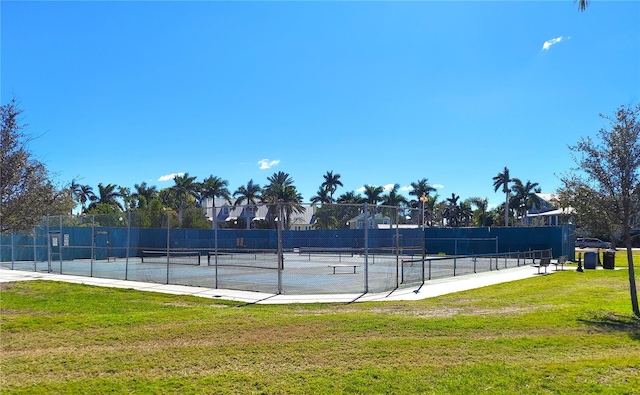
[[90, 215, 95, 276], [363, 202, 369, 294], [213, 201, 219, 289], [166, 211, 171, 284], [125, 211, 131, 280], [395, 209, 399, 289], [277, 201, 283, 294], [10, 232, 15, 270], [32, 231, 37, 271]]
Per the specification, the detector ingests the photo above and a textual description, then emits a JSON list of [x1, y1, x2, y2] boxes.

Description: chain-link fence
[[0, 203, 567, 295]]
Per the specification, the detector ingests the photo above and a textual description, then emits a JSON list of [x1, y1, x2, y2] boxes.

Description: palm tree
[[381, 184, 408, 226], [444, 193, 461, 227], [493, 167, 512, 226], [469, 197, 489, 227], [363, 185, 384, 205], [233, 179, 262, 230], [88, 183, 123, 212], [132, 182, 158, 209], [262, 171, 305, 229], [409, 178, 436, 206], [337, 191, 363, 205], [510, 178, 542, 225], [310, 187, 332, 205], [201, 176, 232, 230], [321, 171, 343, 203], [459, 201, 474, 227], [118, 186, 135, 211], [171, 173, 199, 222], [409, 179, 437, 226], [70, 180, 96, 214], [576, 0, 589, 11]]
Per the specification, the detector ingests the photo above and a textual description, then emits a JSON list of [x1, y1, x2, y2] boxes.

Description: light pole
[[419, 193, 428, 264]]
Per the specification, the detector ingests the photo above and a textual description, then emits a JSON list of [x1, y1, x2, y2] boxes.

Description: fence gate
[[47, 231, 61, 273]]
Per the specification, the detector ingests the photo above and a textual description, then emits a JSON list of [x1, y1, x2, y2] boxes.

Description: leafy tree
[[313, 206, 340, 230], [321, 170, 343, 203], [0, 99, 74, 231], [558, 104, 639, 317], [180, 206, 210, 229], [493, 166, 512, 226], [233, 179, 262, 230], [201, 175, 231, 229]]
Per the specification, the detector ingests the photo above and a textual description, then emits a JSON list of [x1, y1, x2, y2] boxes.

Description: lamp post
[[419, 193, 428, 264]]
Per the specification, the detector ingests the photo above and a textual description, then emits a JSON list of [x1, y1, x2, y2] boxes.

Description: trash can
[[584, 252, 597, 269], [603, 250, 616, 270]]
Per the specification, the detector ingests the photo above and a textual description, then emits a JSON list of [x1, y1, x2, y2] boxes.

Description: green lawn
[[2, 267, 640, 394]]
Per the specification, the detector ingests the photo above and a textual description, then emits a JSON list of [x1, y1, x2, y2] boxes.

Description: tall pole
[[420, 193, 428, 285], [363, 202, 369, 293], [277, 200, 283, 294]]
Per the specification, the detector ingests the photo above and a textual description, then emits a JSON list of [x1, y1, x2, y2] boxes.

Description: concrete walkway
[[0, 265, 545, 304]]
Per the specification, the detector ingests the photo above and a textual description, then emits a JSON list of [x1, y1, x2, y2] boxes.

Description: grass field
[[1, 257, 640, 394]]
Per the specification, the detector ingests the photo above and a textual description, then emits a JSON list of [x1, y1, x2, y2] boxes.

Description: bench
[[551, 255, 568, 271], [328, 264, 360, 274], [532, 258, 551, 274]]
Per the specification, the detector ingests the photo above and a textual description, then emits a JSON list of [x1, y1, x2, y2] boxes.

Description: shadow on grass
[[579, 310, 640, 340]]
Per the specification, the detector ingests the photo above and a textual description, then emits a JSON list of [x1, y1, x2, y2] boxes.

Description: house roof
[[526, 207, 574, 217]]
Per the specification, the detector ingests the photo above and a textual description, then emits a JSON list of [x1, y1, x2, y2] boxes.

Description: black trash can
[[603, 250, 616, 269]]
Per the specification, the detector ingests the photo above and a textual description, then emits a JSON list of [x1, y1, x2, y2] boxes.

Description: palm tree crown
[[321, 171, 343, 202], [363, 185, 384, 205], [493, 166, 511, 226]]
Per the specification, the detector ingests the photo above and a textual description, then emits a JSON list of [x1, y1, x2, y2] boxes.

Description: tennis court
[[2, 249, 541, 294]]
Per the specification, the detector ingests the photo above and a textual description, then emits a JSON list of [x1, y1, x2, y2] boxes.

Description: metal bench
[[551, 255, 568, 271], [328, 264, 360, 274], [532, 258, 551, 274]]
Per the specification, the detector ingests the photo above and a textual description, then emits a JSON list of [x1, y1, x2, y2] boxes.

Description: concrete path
[[0, 265, 546, 304]]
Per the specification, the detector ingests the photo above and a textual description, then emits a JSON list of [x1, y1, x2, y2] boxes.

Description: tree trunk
[[625, 233, 640, 317], [504, 192, 509, 227]]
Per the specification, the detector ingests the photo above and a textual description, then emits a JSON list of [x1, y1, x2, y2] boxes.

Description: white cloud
[[400, 186, 412, 191], [433, 184, 444, 189], [542, 36, 564, 51], [356, 186, 367, 193], [382, 183, 395, 191], [158, 172, 184, 182], [258, 159, 280, 170]]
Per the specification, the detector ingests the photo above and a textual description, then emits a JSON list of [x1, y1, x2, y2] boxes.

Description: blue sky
[[2, 1, 639, 208]]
